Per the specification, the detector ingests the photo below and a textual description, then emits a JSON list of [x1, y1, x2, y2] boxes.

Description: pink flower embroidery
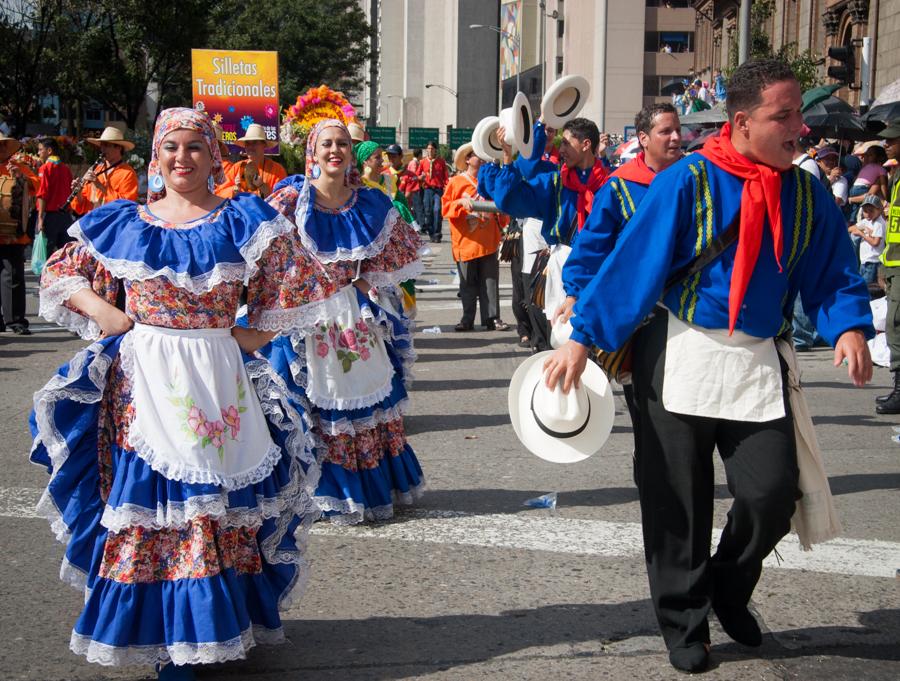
[[208, 420, 226, 449], [328, 325, 337, 347], [340, 328, 357, 350], [221, 405, 241, 438], [355, 318, 369, 333], [187, 406, 208, 437], [316, 341, 329, 358], [359, 346, 370, 361]]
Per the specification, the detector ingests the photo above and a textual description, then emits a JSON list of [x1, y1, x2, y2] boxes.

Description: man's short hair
[[562, 117, 600, 153], [634, 103, 678, 139], [725, 59, 797, 122], [37, 136, 60, 154], [867, 145, 888, 164], [426, 140, 438, 149]]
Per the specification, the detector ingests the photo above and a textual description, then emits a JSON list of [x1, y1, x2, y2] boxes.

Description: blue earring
[[148, 174, 164, 192], [310, 164, 321, 179], [207, 176, 215, 193]]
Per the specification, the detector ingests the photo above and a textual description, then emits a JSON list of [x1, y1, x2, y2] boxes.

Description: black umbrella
[[685, 127, 719, 152], [863, 101, 900, 126], [803, 96, 874, 141], [660, 79, 686, 96]]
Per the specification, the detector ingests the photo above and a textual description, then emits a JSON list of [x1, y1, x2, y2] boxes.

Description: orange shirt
[[223, 158, 287, 199], [70, 162, 139, 214], [441, 173, 507, 262], [214, 159, 235, 198], [1, 162, 35, 245]]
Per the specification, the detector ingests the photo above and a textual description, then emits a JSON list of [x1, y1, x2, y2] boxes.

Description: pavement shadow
[[828, 472, 900, 495], [405, 413, 511, 433], [414, 334, 519, 350], [411, 378, 511, 391], [211, 600, 659, 680], [415, 351, 523, 363], [812, 414, 888, 428]]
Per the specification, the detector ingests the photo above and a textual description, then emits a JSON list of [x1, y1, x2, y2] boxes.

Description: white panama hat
[[472, 115, 503, 162], [497, 92, 535, 159], [508, 351, 615, 464], [541, 75, 591, 128]]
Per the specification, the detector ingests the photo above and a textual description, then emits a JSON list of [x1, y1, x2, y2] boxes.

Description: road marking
[[5, 488, 897, 578], [417, 300, 513, 312]]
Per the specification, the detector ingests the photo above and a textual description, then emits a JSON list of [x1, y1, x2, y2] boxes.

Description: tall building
[[357, 0, 501, 146], [692, 0, 900, 109]]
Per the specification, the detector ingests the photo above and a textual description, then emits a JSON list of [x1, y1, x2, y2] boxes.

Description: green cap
[[878, 122, 900, 140]]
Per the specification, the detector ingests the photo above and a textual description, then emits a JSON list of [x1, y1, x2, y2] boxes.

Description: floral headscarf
[[147, 107, 225, 202], [305, 118, 359, 185]]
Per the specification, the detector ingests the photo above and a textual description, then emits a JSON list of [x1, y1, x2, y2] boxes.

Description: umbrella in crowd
[[862, 76, 900, 128], [803, 96, 873, 141], [801, 84, 842, 112], [685, 127, 719, 152], [660, 79, 686, 96], [614, 137, 640, 162]]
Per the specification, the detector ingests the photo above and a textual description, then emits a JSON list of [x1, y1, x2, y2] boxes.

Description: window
[[646, 31, 693, 52]]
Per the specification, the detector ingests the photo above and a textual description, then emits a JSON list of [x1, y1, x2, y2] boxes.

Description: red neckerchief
[[560, 159, 608, 230], [697, 121, 784, 334], [610, 151, 656, 186]]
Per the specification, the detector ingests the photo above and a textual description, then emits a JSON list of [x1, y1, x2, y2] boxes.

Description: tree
[[0, 0, 60, 135], [727, 0, 823, 92], [207, 0, 371, 108]]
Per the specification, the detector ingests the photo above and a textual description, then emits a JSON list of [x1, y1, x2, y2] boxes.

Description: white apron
[[124, 323, 279, 489]]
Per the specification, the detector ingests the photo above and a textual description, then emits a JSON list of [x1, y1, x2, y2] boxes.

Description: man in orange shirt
[[223, 123, 286, 199], [0, 134, 36, 334], [70, 127, 139, 214], [441, 143, 510, 331], [212, 123, 235, 198]]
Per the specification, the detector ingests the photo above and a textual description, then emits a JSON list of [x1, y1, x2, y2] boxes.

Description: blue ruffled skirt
[[260, 287, 425, 524], [29, 334, 321, 666]]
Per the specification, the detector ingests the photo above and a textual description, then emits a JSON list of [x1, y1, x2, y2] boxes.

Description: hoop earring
[[310, 164, 321, 179]]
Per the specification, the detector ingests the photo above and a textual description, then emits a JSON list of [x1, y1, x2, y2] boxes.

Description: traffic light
[[827, 45, 856, 85]]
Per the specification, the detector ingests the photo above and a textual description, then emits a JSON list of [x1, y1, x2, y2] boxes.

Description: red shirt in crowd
[[421, 156, 448, 190], [36, 157, 74, 212], [401, 159, 422, 194]]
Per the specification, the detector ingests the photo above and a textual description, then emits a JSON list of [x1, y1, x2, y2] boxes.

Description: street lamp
[[382, 94, 405, 145], [425, 83, 459, 97], [469, 23, 521, 94]]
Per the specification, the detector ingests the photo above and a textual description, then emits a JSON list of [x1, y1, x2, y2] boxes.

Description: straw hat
[[86, 126, 135, 151], [0, 133, 22, 159], [454, 142, 475, 172], [852, 139, 884, 155], [508, 351, 615, 464], [235, 123, 269, 146], [541, 75, 590, 128], [348, 121, 367, 143]]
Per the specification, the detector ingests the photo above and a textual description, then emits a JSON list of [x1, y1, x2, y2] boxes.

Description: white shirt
[[858, 215, 886, 264], [793, 154, 821, 180], [522, 217, 548, 273], [831, 175, 849, 205]]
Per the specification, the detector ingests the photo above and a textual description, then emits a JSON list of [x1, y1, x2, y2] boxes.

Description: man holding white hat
[[223, 123, 286, 199], [70, 126, 138, 215], [543, 60, 873, 673]]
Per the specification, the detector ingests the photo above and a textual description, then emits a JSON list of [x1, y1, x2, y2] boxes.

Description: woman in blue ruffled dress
[[262, 119, 426, 524], [29, 108, 343, 680]]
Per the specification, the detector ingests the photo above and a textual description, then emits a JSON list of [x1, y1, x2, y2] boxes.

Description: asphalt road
[[0, 239, 898, 680]]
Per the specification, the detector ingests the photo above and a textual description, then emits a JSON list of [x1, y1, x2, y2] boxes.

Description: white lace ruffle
[[70, 624, 285, 667], [99, 496, 290, 534], [252, 288, 352, 334], [295, 182, 400, 263], [314, 398, 410, 436], [70, 222, 248, 294], [363, 258, 425, 290], [59, 556, 88, 592], [240, 213, 295, 282], [315, 478, 426, 525], [38, 276, 102, 340]]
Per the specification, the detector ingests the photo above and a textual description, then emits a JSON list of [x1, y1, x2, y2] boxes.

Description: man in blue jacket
[[544, 60, 873, 673]]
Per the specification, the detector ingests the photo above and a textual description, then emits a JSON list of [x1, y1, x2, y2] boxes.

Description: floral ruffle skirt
[[29, 334, 321, 666]]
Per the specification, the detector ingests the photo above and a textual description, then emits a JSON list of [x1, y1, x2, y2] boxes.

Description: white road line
[[416, 300, 513, 312], [4, 489, 897, 579]]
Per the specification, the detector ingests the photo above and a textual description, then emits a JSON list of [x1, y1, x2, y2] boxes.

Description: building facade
[[692, 0, 900, 109]]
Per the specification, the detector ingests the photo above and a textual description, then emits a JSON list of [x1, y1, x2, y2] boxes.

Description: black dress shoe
[[713, 601, 762, 646], [454, 322, 474, 332], [10, 323, 31, 336], [669, 642, 709, 673]]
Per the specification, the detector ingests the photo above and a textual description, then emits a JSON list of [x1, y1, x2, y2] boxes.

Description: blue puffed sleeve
[[487, 164, 559, 227], [796, 180, 874, 344], [562, 178, 630, 299], [514, 122, 557, 179], [569, 169, 695, 350]]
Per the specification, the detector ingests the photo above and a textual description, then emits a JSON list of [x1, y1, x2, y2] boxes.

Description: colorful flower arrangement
[[280, 84, 358, 149]]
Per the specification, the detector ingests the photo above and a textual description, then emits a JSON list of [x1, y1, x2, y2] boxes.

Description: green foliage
[[207, 0, 370, 110], [279, 143, 306, 175], [725, 0, 823, 93]]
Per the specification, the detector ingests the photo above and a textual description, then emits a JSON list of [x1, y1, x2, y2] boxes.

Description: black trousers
[[457, 253, 500, 327], [42, 210, 74, 257], [631, 310, 799, 651], [509, 245, 531, 339], [0, 244, 28, 328]]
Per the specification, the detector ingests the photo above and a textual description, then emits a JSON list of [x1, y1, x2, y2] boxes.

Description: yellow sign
[[191, 49, 280, 153]]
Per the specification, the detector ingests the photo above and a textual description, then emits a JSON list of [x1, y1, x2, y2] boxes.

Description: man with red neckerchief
[[544, 60, 873, 673]]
